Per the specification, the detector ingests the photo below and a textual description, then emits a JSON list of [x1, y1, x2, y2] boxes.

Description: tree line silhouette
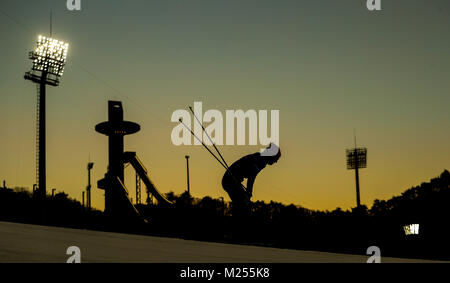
[[0, 170, 449, 260]]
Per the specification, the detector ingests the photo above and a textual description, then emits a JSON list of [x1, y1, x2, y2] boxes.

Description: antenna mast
[[50, 11, 53, 37]]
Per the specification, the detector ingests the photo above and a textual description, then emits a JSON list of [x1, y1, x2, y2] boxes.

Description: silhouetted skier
[[222, 144, 281, 217]]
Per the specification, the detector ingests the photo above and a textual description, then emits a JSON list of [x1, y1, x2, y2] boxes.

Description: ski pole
[[189, 106, 230, 169], [178, 119, 250, 194], [179, 119, 228, 170]]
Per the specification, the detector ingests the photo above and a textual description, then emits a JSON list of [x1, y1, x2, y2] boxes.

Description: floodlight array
[[346, 147, 367, 169], [30, 35, 69, 77], [403, 224, 419, 235]]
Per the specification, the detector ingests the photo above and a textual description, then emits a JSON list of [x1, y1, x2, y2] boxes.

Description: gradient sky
[[0, 0, 449, 211]]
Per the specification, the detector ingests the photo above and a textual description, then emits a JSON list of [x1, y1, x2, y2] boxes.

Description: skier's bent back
[[222, 143, 281, 216]]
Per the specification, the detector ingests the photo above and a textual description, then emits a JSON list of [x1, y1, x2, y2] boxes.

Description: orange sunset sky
[[1, 0, 449, 211]]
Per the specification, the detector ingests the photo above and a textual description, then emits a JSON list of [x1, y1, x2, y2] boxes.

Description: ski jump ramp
[[123, 151, 172, 206]]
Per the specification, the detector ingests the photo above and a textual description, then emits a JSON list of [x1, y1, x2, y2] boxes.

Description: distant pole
[[52, 188, 56, 197], [82, 191, 85, 207], [353, 132, 360, 207], [38, 73, 47, 199], [185, 155, 190, 195], [50, 11, 52, 37], [2, 180, 5, 190], [87, 162, 94, 210], [354, 154, 361, 208]]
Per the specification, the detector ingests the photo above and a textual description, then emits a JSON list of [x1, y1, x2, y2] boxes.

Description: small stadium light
[[403, 224, 420, 235], [346, 148, 367, 170]]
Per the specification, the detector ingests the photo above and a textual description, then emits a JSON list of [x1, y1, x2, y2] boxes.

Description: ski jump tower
[[96, 101, 172, 222]]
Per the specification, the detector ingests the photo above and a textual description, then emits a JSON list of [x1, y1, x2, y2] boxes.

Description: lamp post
[[87, 162, 94, 209], [185, 155, 190, 195], [24, 35, 69, 199]]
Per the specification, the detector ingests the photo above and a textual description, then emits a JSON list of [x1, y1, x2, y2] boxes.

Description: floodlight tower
[[24, 35, 69, 199], [346, 137, 367, 208]]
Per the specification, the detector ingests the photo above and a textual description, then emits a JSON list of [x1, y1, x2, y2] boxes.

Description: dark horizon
[[1, 169, 450, 261]]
